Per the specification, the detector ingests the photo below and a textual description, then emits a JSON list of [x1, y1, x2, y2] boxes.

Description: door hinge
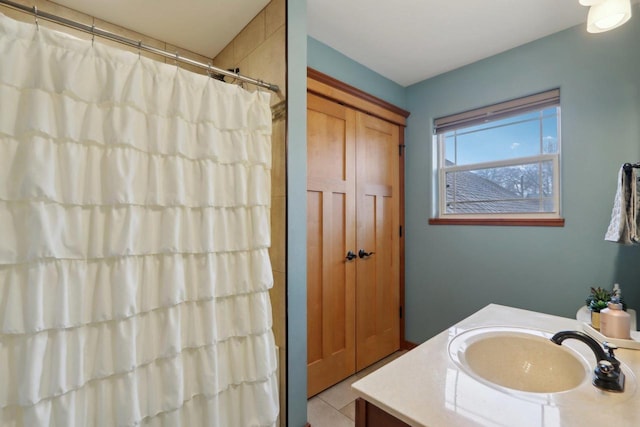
[[399, 144, 406, 156], [399, 306, 403, 319], [399, 225, 403, 237]]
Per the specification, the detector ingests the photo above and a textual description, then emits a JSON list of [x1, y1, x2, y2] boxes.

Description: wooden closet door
[[306, 93, 357, 396], [355, 111, 400, 371]]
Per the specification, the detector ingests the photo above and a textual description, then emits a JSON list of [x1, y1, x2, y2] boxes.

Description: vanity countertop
[[351, 304, 640, 427]]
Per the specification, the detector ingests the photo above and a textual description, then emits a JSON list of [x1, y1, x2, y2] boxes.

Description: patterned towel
[[605, 166, 639, 244]]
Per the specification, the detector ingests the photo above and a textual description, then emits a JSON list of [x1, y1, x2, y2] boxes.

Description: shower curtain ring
[[137, 40, 142, 59], [175, 51, 180, 67], [33, 5, 39, 31], [91, 24, 95, 47], [207, 62, 212, 78]]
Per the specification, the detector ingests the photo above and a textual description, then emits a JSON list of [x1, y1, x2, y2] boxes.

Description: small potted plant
[[586, 287, 611, 330]]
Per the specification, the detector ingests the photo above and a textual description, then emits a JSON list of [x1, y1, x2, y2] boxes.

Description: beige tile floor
[[307, 351, 407, 427]]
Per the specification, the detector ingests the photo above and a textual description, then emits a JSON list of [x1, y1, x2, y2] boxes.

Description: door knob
[[345, 250, 357, 261], [358, 249, 375, 259]]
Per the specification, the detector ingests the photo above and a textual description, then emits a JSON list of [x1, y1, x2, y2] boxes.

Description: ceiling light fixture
[[579, 0, 633, 33]]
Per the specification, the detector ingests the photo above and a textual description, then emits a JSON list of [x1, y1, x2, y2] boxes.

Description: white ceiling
[[51, 1, 636, 88], [54, 0, 269, 59], [307, 0, 594, 87]]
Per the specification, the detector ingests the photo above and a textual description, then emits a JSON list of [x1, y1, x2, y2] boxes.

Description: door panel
[[306, 191, 323, 364], [306, 93, 357, 397], [355, 112, 400, 371]]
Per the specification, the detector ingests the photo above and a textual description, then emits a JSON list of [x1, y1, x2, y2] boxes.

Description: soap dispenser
[[600, 284, 631, 339]]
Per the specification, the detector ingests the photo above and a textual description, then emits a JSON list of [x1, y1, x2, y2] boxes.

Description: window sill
[[428, 218, 565, 227]]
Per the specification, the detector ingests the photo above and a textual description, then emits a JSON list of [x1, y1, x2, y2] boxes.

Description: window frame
[[430, 89, 564, 227]]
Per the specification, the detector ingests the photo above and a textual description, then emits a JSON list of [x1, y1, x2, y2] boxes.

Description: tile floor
[[307, 351, 407, 427]]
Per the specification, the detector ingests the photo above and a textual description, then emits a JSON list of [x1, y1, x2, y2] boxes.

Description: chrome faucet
[[550, 330, 625, 392]]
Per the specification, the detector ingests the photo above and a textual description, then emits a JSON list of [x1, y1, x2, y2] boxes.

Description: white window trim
[[436, 133, 562, 220], [433, 90, 563, 222]]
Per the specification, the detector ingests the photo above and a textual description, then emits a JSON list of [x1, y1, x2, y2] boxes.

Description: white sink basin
[[449, 327, 590, 393]]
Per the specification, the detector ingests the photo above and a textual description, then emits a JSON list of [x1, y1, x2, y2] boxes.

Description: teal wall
[[404, 16, 640, 343], [307, 36, 408, 109], [287, 0, 308, 425]]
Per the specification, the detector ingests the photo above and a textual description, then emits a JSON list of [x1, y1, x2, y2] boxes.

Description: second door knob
[[358, 249, 375, 258]]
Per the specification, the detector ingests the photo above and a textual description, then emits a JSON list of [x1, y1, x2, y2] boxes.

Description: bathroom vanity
[[352, 304, 640, 427]]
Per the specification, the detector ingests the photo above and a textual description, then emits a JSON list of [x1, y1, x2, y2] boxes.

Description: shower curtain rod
[[0, 0, 280, 92]]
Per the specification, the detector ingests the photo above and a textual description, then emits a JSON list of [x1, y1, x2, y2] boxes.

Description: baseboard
[[401, 340, 418, 350]]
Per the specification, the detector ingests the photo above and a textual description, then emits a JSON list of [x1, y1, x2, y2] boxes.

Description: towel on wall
[[605, 166, 639, 244]]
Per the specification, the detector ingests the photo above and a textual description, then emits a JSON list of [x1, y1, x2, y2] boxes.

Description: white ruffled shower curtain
[[0, 12, 278, 427]]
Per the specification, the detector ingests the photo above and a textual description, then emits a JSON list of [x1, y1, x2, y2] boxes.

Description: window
[[432, 89, 563, 226]]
